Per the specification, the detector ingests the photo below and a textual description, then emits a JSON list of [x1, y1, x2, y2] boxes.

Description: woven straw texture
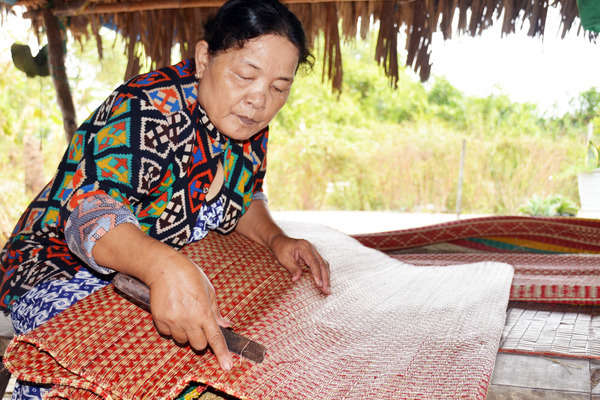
[[500, 301, 600, 359], [5, 222, 513, 399], [352, 216, 600, 253], [353, 216, 600, 304]]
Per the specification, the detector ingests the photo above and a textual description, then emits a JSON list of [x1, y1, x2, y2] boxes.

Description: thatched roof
[[2, 0, 596, 90]]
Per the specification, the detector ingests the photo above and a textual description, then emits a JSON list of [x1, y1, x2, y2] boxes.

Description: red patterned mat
[[353, 216, 600, 304], [352, 216, 600, 253], [4, 222, 513, 399]]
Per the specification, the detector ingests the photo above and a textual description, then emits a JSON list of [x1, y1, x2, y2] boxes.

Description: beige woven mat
[[6, 222, 514, 399]]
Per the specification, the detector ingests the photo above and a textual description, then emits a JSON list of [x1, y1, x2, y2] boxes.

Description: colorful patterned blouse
[[0, 59, 268, 311]]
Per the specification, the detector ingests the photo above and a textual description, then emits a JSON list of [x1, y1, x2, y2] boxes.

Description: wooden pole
[[42, 8, 77, 143], [456, 139, 466, 219]]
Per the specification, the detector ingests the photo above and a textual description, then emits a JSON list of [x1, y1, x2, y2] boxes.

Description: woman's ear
[[194, 41, 210, 79]]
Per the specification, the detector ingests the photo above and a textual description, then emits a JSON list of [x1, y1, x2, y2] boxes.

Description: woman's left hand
[[235, 199, 331, 295], [269, 234, 331, 295]]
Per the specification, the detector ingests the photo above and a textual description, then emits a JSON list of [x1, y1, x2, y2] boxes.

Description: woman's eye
[[273, 85, 289, 94], [237, 73, 252, 81]]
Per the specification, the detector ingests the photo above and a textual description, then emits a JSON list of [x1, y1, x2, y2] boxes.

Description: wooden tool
[[112, 272, 266, 363]]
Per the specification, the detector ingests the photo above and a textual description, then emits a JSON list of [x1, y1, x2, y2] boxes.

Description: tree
[[570, 87, 600, 125]]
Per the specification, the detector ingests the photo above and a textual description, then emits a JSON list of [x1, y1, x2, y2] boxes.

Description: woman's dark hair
[[202, 0, 312, 67]]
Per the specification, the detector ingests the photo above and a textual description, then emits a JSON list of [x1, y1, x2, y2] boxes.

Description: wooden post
[[456, 139, 466, 219], [42, 8, 77, 143]]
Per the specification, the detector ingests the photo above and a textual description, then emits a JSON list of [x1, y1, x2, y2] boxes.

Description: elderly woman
[[0, 0, 330, 397]]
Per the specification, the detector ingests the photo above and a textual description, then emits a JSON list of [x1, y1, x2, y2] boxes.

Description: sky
[[428, 7, 600, 116]]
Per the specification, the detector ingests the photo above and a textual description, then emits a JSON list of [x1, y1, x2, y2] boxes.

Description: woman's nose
[[245, 85, 267, 109]]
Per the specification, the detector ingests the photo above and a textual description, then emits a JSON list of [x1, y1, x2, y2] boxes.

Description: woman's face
[[195, 34, 300, 140]]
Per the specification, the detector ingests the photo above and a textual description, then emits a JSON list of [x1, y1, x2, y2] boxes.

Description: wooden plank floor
[[489, 301, 600, 399], [488, 353, 600, 399]]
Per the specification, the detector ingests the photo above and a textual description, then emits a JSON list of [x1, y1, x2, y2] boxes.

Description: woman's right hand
[[93, 223, 233, 371], [146, 252, 234, 370]]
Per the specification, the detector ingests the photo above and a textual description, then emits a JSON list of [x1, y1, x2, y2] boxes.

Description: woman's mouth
[[238, 115, 257, 125]]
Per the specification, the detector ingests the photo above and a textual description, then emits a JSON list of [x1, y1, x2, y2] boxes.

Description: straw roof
[[2, 0, 596, 91]]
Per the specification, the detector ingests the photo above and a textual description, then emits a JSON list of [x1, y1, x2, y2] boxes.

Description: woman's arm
[[235, 198, 331, 295], [92, 222, 234, 371]]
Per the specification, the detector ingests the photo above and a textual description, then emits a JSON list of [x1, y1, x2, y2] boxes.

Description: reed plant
[[267, 119, 582, 214]]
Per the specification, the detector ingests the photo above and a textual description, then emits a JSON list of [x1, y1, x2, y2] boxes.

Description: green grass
[[266, 118, 583, 214]]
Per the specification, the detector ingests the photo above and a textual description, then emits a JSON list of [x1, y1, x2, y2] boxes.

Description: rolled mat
[[353, 216, 600, 304], [352, 216, 600, 254], [4, 222, 513, 399]]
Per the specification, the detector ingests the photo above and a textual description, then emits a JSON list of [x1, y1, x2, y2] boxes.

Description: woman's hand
[[146, 252, 234, 370], [235, 198, 332, 295], [269, 234, 331, 295], [93, 223, 234, 371]]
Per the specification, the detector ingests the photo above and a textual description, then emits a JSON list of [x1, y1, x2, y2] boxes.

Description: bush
[[517, 194, 579, 217]]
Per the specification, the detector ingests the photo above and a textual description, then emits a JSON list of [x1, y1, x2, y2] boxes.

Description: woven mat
[[352, 216, 600, 253], [499, 301, 600, 359], [389, 253, 600, 304], [4, 222, 513, 400], [353, 216, 600, 304]]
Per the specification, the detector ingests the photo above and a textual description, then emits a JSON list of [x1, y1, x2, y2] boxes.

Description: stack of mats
[[4, 221, 514, 399]]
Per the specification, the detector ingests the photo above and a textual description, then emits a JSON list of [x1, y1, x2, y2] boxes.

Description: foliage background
[[1, 27, 598, 247], [268, 38, 594, 213]]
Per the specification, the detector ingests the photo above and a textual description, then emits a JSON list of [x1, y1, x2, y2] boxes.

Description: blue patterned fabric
[[11, 269, 109, 335], [189, 195, 225, 243], [10, 382, 49, 400]]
